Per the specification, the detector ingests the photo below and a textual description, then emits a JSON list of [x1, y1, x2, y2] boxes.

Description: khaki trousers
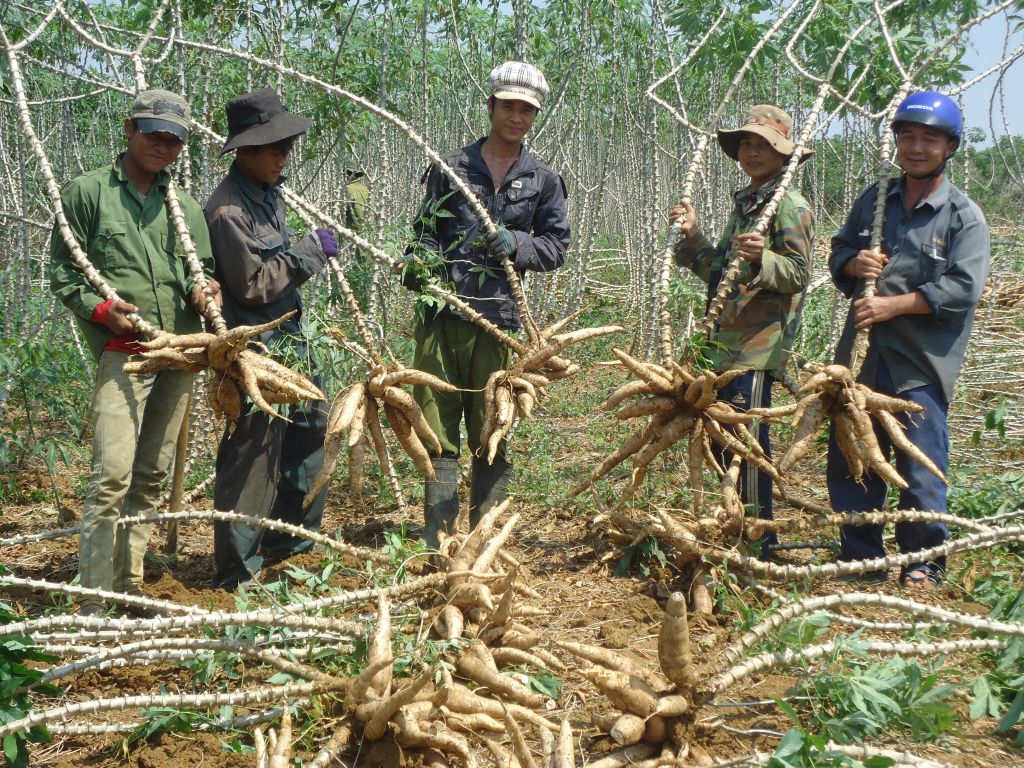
[[79, 352, 191, 601]]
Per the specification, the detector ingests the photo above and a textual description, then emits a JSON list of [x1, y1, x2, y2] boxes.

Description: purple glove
[[313, 229, 338, 258]]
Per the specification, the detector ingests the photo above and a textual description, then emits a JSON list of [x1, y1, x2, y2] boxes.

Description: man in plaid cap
[[669, 104, 815, 560], [50, 89, 219, 614], [205, 87, 337, 590], [401, 61, 570, 547]]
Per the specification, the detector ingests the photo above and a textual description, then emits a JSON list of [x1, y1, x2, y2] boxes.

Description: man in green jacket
[[669, 104, 815, 558], [50, 89, 218, 614]]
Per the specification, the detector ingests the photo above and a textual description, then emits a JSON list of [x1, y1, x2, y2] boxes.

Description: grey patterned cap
[[487, 61, 550, 109], [130, 89, 191, 141]]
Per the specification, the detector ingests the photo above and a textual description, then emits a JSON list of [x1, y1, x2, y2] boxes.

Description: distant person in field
[[828, 91, 990, 589], [205, 88, 337, 591], [400, 61, 570, 547], [668, 104, 815, 560], [343, 167, 370, 228], [49, 89, 219, 615]]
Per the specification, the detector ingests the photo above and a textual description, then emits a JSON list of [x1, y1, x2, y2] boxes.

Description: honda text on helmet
[[891, 90, 963, 150]]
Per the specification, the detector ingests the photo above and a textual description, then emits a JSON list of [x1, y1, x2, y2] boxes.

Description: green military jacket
[[344, 179, 369, 227], [49, 156, 214, 359], [674, 172, 814, 374]]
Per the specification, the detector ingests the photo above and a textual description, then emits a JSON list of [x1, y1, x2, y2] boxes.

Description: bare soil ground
[[3, 368, 1021, 768]]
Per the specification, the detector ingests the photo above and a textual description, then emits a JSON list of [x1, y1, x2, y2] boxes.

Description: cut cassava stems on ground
[[3, 2, 1024, 767]]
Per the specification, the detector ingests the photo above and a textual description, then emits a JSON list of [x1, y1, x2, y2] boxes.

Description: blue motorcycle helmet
[[891, 90, 963, 153]]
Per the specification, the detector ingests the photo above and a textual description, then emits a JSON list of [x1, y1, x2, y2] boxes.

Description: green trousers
[[80, 352, 192, 602], [412, 315, 514, 460]]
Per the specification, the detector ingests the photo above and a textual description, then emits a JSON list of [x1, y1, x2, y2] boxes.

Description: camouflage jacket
[[674, 172, 814, 374]]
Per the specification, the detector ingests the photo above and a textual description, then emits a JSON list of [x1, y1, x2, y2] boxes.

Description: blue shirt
[[830, 175, 990, 401]]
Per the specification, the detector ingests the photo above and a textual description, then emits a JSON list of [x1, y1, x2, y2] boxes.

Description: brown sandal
[[900, 566, 939, 590]]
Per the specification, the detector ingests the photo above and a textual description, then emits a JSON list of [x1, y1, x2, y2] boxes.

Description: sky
[[959, 11, 1023, 145]]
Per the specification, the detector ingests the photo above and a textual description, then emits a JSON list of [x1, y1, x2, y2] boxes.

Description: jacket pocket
[[257, 231, 285, 262], [92, 221, 130, 269], [921, 242, 948, 282], [501, 184, 540, 229]]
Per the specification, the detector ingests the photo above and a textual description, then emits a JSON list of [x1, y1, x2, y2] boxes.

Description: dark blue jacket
[[408, 137, 570, 330]]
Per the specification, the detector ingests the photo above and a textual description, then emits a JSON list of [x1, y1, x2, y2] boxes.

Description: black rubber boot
[[469, 456, 512, 529], [423, 457, 460, 548]]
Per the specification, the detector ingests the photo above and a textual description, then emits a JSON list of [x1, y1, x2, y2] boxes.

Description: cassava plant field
[[1, 1, 1024, 766]]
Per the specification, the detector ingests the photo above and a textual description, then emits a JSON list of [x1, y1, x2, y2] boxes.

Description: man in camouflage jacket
[[670, 104, 815, 557]]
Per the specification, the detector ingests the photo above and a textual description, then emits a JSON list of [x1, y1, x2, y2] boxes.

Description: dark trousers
[[714, 370, 777, 548], [213, 396, 329, 589], [827, 358, 949, 574]]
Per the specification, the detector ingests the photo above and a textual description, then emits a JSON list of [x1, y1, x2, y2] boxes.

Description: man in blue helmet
[[827, 91, 990, 589]]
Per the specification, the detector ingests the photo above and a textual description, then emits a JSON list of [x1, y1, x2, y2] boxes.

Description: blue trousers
[[826, 359, 949, 574], [715, 370, 778, 549]]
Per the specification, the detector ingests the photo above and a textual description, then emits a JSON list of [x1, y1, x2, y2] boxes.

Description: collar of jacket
[[888, 173, 951, 211], [465, 136, 540, 185], [732, 170, 785, 212], [228, 160, 286, 206], [113, 152, 170, 192]]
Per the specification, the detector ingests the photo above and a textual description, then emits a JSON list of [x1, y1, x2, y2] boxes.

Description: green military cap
[[131, 89, 191, 142]]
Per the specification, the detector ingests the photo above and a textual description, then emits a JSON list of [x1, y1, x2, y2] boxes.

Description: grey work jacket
[[408, 138, 570, 330], [204, 163, 326, 345], [830, 175, 990, 401]]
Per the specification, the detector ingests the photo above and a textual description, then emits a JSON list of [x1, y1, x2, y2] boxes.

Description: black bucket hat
[[220, 88, 312, 155]]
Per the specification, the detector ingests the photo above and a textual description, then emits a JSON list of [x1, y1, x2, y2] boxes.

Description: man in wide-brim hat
[[668, 104, 816, 562], [205, 87, 339, 590], [714, 104, 814, 165], [219, 87, 314, 154]]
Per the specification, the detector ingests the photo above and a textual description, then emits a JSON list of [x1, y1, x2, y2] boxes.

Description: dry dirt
[[2, 381, 1021, 767]]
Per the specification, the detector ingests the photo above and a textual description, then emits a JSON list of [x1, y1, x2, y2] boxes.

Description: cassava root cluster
[[306, 357, 457, 503], [478, 321, 624, 464], [780, 361, 946, 487], [127, 311, 324, 421], [574, 348, 795, 506]]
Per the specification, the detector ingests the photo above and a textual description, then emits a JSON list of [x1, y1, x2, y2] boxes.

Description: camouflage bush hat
[[131, 89, 191, 142], [717, 105, 814, 162], [487, 61, 550, 110], [220, 88, 312, 155]]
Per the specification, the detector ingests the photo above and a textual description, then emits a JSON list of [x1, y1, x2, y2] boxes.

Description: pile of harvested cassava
[[2, 3, 1024, 768]]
